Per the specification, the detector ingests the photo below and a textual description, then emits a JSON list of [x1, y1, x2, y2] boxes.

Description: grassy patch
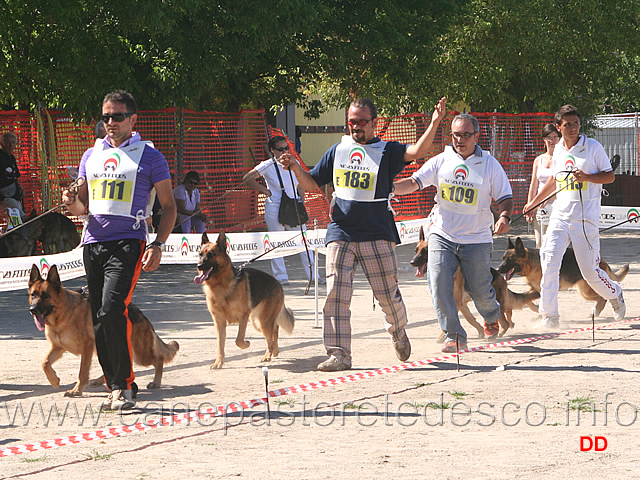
[[568, 396, 600, 413], [85, 450, 113, 461], [20, 454, 47, 463], [448, 391, 469, 399], [426, 401, 451, 410]]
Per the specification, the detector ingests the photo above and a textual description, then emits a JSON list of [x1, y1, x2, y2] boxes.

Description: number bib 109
[[437, 154, 487, 215], [439, 183, 478, 208]]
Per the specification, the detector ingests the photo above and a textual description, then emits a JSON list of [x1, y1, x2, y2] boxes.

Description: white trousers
[[540, 217, 621, 318], [264, 201, 316, 283]]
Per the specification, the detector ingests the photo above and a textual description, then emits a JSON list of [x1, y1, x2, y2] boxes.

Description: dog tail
[[155, 337, 180, 364], [277, 306, 295, 334], [507, 288, 540, 312], [612, 264, 630, 283]]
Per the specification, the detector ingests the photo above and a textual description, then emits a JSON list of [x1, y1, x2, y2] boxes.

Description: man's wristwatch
[[146, 240, 165, 250]]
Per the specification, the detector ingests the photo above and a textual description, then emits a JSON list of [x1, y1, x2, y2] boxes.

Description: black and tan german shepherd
[[411, 226, 539, 341], [195, 231, 295, 368], [497, 237, 629, 317], [28, 264, 179, 396], [0, 211, 80, 257]]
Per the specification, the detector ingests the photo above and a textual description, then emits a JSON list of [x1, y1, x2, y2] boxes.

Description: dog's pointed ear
[[507, 237, 515, 249], [419, 225, 425, 242], [515, 237, 526, 255], [216, 231, 226, 250], [201, 232, 210, 245], [29, 264, 41, 286], [47, 265, 62, 290]]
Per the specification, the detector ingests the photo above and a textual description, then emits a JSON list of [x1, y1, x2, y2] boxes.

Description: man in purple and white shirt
[[63, 90, 176, 410]]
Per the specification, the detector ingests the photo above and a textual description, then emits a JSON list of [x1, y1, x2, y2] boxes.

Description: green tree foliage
[[0, 0, 639, 117], [0, 0, 458, 116], [435, 0, 640, 115]]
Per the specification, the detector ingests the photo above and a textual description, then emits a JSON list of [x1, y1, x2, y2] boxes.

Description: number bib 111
[[85, 141, 147, 217]]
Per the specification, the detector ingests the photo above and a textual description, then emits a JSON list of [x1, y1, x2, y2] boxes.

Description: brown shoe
[[392, 331, 411, 362]]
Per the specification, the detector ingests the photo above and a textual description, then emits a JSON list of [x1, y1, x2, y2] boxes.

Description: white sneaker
[[540, 315, 560, 329], [109, 389, 136, 410], [610, 291, 626, 321]]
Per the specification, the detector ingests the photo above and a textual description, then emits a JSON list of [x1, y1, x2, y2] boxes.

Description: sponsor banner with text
[[1, 212, 634, 292]]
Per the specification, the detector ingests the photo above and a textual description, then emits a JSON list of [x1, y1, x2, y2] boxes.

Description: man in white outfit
[[524, 104, 625, 327]]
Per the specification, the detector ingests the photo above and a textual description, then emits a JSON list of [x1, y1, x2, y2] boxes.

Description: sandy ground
[[1, 223, 639, 479]]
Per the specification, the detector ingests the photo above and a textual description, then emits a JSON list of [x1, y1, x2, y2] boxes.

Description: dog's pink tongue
[[415, 264, 427, 278], [505, 268, 514, 281], [33, 314, 45, 332], [194, 268, 212, 285]]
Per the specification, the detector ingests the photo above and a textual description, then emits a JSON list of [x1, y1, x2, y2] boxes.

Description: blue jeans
[[427, 233, 500, 343]]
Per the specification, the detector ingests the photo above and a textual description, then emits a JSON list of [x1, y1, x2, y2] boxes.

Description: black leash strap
[[0, 177, 86, 240], [511, 169, 576, 224], [599, 215, 640, 233]]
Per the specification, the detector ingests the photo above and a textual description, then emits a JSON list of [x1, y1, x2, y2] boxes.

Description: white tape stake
[[592, 307, 596, 342], [262, 366, 270, 419]]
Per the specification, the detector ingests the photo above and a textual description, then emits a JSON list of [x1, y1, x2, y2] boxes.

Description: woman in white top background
[[243, 136, 321, 286], [527, 124, 560, 248], [173, 170, 207, 233]]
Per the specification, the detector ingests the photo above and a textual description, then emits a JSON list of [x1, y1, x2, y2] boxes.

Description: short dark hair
[[541, 123, 560, 138], [268, 136, 287, 150], [554, 104, 580, 126], [184, 170, 200, 184], [103, 90, 137, 113], [350, 98, 378, 119]]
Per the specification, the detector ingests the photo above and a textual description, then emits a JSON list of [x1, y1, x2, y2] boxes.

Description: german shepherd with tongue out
[[195, 231, 295, 369]]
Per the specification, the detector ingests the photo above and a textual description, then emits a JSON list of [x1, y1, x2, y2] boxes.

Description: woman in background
[[527, 124, 560, 248], [173, 170, 207, 233]]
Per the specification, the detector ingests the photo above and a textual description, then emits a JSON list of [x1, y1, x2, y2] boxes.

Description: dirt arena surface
[[1, 224, 639, 479]]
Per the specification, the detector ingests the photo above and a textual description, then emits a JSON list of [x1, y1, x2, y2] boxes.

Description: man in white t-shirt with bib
[[394, 113, 513, 353], [524, 104, 625, 328]]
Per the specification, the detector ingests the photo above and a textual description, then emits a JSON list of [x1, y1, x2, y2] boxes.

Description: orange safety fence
[[1, 108, 555, 235], [380, 111, 555, 219]]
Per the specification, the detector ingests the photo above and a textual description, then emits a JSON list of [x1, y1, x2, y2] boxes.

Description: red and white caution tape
[[1, 316, 637, 458]]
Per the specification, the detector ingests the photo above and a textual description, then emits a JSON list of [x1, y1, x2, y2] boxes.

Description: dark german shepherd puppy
[[497, 237, 629, 317]]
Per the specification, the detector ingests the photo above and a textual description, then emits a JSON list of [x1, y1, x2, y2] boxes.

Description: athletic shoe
[[392, 330, 411, 362], [109, 389, 136, 410], [317, 355, 351, 372], [540, 315, 560, 329], [441, 340, 467, 353], [483, 322, 500, 339], [610, 291, 626, 321]]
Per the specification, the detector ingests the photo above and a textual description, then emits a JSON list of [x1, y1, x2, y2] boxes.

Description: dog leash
[[511, 168, 576, 225], [235, 231, 304, 271], [599, 215, 640, 233], [0, 177, 86, 240]]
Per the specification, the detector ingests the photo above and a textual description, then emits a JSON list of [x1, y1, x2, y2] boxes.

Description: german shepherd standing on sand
[[497, 237, 629, 317], [411, 226, 539, 340], [194, 231, 295, 369], [28, 264, 179, 396]]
